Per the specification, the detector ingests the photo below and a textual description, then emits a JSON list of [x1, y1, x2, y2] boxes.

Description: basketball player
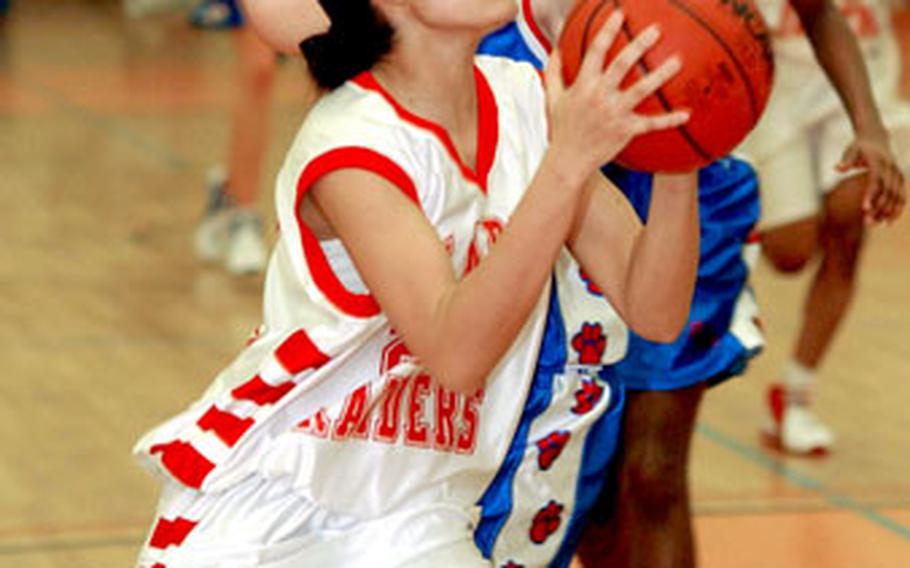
[[133, 1, 700, 566], [478, 0, 902, 566], [742, 0, 907, 455], [192, 0, 281, 275]]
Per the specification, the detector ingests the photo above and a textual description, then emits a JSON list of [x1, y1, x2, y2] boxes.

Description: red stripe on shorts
[[231, 375, 295, 405], [275, 329, 330, 374], [196, 406, 255, 447], [148, 516, 198, 550], [149, 441, 215, 489]]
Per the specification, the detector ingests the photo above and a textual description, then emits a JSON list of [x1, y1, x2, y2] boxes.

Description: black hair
[[300, 0, 395, 89]]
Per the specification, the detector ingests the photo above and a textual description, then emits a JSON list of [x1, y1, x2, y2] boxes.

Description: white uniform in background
[[133, 55, 627, 568], [741, 0, 910, 228]]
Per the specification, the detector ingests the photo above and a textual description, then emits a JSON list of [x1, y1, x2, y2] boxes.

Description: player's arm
[[568, 172, 699, 342], [791, 0, 905, 223], [309, 15, 687, 395], [310, 156, 581, 396]]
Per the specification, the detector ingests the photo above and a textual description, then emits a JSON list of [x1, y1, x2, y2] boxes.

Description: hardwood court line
[[696, 423, 910, 541], [12, 74, 191, 171]]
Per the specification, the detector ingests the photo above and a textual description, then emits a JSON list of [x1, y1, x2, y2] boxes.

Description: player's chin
[[480, 0, 518, 33]]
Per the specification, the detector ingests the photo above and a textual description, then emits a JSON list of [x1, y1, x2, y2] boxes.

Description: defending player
[[478, 0, 903, 566], [742, 0, 908, 455], [133, 1, 699, 566]]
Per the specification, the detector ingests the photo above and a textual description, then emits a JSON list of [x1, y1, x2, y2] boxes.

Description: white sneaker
[[193, 165, 232, 263], [224, 210, 268, 275], [763, 384, 835, 456]]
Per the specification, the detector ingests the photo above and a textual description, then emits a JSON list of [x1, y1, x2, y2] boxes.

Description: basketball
[[558, 0, 775, 172]]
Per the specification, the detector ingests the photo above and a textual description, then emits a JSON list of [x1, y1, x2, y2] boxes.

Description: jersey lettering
[[332, 384, 372, 440], [405, 373, 432, 447]]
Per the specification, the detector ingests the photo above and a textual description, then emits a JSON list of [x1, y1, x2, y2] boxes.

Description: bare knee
[[761, 218, 819, 274]]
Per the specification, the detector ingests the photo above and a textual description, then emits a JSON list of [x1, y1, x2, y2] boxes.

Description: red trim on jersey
[[352, 67, 499, 192], [232, 375, 295, 405], [149, 517, 198, 550], [149, 441, 215, 490], [197, 406, 255, 447], [522, 0, 553, 54], [275, 329, 331, 374], [151, 564, 167, 568], [295, 147, 423, 317]]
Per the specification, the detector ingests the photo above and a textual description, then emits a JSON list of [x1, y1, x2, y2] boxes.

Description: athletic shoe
[[193, 166, 267, 274], [188, 0, 243, 29], [193, 165, 233, 263], [762, 383, 835, 456], [224, 209, 268, 275]]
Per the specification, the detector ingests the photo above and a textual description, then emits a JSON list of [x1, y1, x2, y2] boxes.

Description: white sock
[[782, 359, 816, 406]]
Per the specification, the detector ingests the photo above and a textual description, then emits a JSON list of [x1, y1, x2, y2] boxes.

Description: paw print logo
[[535, 430, 571, 471], [571, 378, 604, 415], [529, 500, 564, 544], [578, 268, 604, 297], [571, 322, 607, 364], [688, 321, 718, 350]]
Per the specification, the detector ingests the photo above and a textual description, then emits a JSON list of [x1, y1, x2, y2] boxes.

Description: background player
[[480, 0, 903, 566], [742, 0, 908, 455], [191, 0, 278, 275], [134, 1, 700, 566]]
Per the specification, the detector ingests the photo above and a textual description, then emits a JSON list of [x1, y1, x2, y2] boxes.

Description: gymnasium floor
[[1, 1, 908, 566]]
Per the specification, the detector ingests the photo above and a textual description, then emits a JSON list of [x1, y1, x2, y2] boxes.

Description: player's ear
[[242, 0, 332, 54]]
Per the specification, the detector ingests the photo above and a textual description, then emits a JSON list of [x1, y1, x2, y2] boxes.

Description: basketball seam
[[666, 0, 760, 119], [613, 0, 712, 163]]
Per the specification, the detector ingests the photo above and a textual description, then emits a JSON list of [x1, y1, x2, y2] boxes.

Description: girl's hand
[[544, 11, 689, 179]]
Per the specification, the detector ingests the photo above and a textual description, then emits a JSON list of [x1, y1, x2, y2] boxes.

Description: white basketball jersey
[[134, 56, 627, 525]]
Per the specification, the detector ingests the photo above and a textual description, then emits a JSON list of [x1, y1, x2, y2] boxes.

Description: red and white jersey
[[134, 56, 626, 523]]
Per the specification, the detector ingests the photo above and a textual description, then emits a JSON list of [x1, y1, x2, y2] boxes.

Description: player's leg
[[793, 173, 866, 370], [769, 166, 867, 455], [195, 23, 275, 274], [575, 384, 705, 568], [757, 132, 820, 275], [753, 131, 844, 454]]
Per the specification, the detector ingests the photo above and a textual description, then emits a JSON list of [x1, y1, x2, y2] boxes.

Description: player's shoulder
[[476, 54, 544, 96], [290, 80, 397, 156]]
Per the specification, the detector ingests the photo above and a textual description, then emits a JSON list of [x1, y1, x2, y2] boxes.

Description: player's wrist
[[540, 146, 594, 194]]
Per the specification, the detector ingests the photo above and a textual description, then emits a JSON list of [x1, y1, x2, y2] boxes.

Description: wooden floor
[[1, 2, 908, 566]]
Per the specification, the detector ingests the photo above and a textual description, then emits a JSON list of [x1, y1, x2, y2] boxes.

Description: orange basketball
[[558, 0, 774, 172]]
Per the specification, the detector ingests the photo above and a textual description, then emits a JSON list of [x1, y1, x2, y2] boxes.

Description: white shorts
[[136, 473, 491, 568], [743, 101, 910, 230]]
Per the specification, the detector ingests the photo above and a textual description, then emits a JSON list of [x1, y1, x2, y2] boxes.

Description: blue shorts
[[605, 157, 763, 391]]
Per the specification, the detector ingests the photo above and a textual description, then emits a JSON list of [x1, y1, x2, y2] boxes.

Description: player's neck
[[373, 35, 480, 167], [531, 0, 574, 44]]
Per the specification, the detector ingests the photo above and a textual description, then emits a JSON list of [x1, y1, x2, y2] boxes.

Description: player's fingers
[[884, 167, 906, 222], [620, 54, 681, 109], [837, 146, 861, 172], [577, 11, 625, 85], [602, 24, 662, 89], [632, 109, 690, 135], [545, 49, 566, 100]]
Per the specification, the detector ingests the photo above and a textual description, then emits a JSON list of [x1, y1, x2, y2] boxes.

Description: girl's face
[[396, 0, 518, 36]]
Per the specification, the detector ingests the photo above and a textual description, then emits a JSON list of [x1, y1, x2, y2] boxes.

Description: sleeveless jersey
[[134, 56, 626, 526]]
